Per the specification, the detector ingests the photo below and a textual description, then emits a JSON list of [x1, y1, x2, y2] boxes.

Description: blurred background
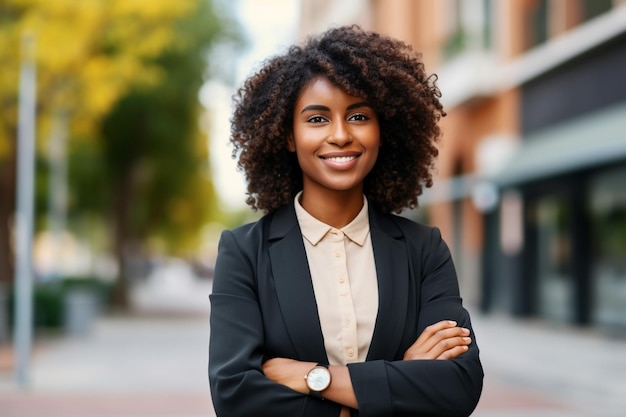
[[1, 0, 626, 416]]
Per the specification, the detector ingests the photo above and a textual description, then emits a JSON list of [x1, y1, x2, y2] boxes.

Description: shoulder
[[370, 210, 438, 243], [371, 210, 450, 265], [222, 212, 274, 249], [221, 202, 297, 249], [214, 213, 275, 287]]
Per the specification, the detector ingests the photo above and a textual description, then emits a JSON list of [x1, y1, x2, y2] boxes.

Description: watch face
[[307, 367, 331, 391]]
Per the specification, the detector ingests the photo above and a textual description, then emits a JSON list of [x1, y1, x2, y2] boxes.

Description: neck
[[299, 189, 364, 229]]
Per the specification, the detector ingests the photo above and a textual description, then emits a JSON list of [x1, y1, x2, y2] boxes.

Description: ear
[[287, 133, 296, 152]]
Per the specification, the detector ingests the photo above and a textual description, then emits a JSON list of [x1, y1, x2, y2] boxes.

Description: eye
[[348, 113, 369, 122], [307, 116, 328, 123]]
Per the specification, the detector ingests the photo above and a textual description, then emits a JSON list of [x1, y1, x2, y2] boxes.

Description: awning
[[495, 102, 626, 187]]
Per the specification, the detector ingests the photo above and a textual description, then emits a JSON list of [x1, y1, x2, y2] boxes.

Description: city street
[[1, 276, 625, 417]]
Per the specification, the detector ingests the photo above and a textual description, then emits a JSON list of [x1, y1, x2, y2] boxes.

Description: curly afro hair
[[230, 25, 445, 214]]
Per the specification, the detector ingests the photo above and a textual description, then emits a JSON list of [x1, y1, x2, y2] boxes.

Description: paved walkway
[[1, 279, 625, 417], [472, 313, 626, 417], [0, 278, 215, 417]]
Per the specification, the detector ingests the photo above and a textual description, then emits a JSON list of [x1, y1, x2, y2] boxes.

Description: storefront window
[[535, 195, 574, 323], [590, 166, 626, 329]]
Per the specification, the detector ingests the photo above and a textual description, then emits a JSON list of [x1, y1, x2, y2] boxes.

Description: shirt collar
[[294, 191, 370, 246]]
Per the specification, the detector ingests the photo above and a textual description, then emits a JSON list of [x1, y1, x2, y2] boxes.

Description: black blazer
[[209, 203, 483, 417]]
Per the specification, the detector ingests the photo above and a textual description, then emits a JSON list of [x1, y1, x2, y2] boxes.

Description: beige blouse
[[294, 193, 379, 365]]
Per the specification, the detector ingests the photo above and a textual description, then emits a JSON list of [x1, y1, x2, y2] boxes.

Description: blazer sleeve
[[209, 229, 342, 417], [347, 226, 484, 417]]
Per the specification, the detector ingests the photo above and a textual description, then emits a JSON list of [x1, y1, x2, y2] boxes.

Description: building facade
[[297, 0, 626, 331]]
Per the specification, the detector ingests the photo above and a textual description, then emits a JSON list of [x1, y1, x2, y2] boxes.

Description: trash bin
[[63, 289, 98, 337]]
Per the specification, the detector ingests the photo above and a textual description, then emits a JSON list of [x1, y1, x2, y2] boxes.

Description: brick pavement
[[0, 309, 214, 417], [0, 391, 215, 417], [1, 279, 625, 417]]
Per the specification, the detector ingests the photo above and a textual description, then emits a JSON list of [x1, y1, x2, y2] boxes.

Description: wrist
[[305, 363, 331, 397]]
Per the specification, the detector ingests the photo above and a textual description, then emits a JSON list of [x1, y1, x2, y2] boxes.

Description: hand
[[262, 357, 314, 395], [403, 320, 471, 360]]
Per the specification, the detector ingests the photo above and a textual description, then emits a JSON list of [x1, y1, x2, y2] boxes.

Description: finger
[[404, 331, 469, 360], [436, 343, 470, 360], [432, 336, 471, 358], [414, 325, 470, 354], [413, 320, 458, 347]]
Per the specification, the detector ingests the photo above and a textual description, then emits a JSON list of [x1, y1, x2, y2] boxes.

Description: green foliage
[[6, 276, 113, 330], [0, 0, 241, 292], [69, 0, 242, 255]]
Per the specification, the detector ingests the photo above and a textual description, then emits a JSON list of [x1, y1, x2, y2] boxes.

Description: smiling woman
[[209, 25, 483, 417], [288, 77, 380, 225]]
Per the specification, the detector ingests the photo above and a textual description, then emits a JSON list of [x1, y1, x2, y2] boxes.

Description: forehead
[[295, 76, 364, 105]]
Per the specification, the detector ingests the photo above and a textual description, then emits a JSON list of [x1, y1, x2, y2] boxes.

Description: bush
[[7, 281, 64, 330], [6, 276, 113, 331]]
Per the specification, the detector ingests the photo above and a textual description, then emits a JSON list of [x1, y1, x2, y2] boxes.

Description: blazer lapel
[[268, 204, 328, 362], [367, 210, 410, 360]]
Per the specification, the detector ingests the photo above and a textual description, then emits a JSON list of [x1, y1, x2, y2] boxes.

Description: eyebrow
[[300, 101, 372, 114]]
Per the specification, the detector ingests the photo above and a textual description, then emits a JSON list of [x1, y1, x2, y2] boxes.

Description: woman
[[209, 25, 483, 417]]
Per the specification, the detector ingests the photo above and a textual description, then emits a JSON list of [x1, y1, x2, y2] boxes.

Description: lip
[[319, 151, 361, 170]]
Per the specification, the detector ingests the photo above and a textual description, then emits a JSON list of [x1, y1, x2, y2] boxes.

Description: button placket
[[330, 232, 358, 363]]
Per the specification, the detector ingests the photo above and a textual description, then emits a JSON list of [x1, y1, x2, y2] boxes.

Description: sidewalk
[[0, 277, 215, 417], [472, 313, 626, 417], [1, 279, 625, 417]]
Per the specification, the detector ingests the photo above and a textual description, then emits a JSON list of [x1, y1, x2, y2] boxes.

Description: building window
[[525, 0, 549, 50], [581, 0, 613, 22], [443, 0, 466, 57], [522, 0, 614, 52], [590, 165, 626, 329], [443, 0, 493, 58], [483, 0, 493, 50]]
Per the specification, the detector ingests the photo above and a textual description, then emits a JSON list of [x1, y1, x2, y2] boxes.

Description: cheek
[[370, 129, 382, 148], [371, 146, 380, 165], [370, 133, 382, 164]]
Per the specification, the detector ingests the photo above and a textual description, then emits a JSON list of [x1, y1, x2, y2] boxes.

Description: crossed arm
[[263, 319, 472, 414]]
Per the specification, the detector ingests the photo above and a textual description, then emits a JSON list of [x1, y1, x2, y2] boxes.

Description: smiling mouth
[[321, 155, 358, 163]]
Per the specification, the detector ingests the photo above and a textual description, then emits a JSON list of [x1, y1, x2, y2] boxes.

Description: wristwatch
[[304, 363, 331, 397]]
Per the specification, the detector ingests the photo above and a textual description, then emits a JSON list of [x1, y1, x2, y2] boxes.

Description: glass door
[[590, 166, 626, 329], [534, 195, 574, 323]]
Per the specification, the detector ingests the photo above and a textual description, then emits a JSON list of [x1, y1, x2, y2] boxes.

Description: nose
[[328, 119, 352, 146]]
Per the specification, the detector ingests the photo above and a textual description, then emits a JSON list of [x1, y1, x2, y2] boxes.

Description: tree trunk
[[111, 179, 130, 309], [110, 165, 142, 310]]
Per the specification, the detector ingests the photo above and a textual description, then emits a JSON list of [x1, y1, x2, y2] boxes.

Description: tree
[[0, 0, 238, 300], [93, 2, 239, 306]]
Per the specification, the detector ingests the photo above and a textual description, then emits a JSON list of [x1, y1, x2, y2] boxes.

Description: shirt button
[[338, 276, 345, 283], [347, 348, 355, 357], [335, 251, 342, 258]]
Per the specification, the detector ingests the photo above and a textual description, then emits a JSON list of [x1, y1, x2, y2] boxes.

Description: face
[[289, 76, 380, 199]]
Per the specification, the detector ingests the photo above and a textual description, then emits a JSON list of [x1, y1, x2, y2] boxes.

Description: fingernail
[[463, 337, 471, 343], [448, 320, 457, 326]]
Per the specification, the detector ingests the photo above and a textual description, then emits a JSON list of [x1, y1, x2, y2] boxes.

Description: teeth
[[325, 156, 356, 162]]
